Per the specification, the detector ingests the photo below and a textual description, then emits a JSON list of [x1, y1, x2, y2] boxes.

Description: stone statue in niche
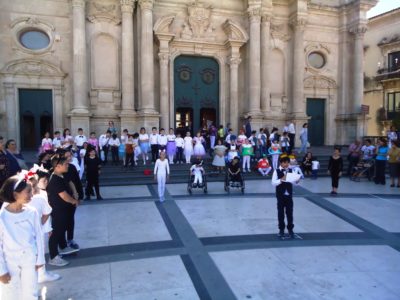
[[180, 1, 215, 40]]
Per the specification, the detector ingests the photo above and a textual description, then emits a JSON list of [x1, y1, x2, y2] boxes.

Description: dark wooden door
[[19, 89, 53, 150], [174, 56, 219, 133], [306, 98, 325, 146]]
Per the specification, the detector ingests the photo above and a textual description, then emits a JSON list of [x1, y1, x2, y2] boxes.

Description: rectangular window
[[387, 92, 400, 120], [388, 51, 400, 72]]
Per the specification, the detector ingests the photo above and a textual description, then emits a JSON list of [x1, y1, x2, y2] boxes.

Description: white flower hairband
[[13, 164, 45, 191]]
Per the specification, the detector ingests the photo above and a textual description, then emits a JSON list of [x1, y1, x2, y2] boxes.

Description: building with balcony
[[364, 6, 400, 136]]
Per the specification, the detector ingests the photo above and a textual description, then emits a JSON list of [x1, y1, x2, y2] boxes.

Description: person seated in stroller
[[190, 160, 205, 188], [227, 156, 243, 186]]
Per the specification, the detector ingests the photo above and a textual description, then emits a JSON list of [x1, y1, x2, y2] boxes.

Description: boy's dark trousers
[[125, 153, 134, 167], [86, 175, 100, 198], [151, 144, 159, 162], [49, 212, 68, 259], [277, 194, 294, 232], [66, 205, 76, 242], [102, 145, 110, 164], [176, 147, 184, 163], [111, 146, 119, 164]]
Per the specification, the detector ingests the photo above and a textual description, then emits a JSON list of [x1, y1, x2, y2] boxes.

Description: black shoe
[[278, 230, 285, 238], [85, 196, 90, 200], [288, 231, 295, 238], [97, 196, 103, 200]]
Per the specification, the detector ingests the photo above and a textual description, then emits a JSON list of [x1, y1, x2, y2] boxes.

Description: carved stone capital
[[158, 53, 169, 66], [248, 8, 262, 22], [290, 16, 307, 30], [262, 14, 272, 23], [121, 0, 135, 14], [139, 0, 153, 10], [228, 57, 242, 67], [349, 25, 367, 39], [72, 0, 86, 8]]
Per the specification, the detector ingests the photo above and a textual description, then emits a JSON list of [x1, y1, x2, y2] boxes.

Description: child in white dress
[[41, 132, 53, 153], [154, 151, 170, 202], [193, 132, 206, 158], [0, 175, 45, 299], [166, 128, 177, 164], [184, 132, 193, 164]]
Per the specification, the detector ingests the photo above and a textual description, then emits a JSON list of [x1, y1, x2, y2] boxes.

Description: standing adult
[[328, 147, 343, 195], [388, 140, 400, 187], [374, 137, 389, 185], [288, 120, 296, 153], [0, 137, 9, 189], [107, 121, 117, 135], [347, 140, 361, 176], [209, 124, 217, 150], [298, 123, 308, 154], [5, 139, 27, 176], [99, 130, 111, 165], [244, 116, 252, 138], [387, 125, 398, 148]]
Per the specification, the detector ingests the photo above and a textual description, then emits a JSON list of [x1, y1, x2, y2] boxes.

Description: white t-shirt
[[74, 135, 87, 147], [28, 193, 52, 233], [52, 137, 62, 148], [109, 138, 120, 147], [175, 137, 184, 148], [361, 145, 375, 160], [167, 134, 176, 142], [0, 205, 45, 274], [148, 133, 158, 145], [158, 135, 168, 146]]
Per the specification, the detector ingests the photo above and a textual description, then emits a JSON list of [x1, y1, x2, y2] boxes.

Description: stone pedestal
[[69, 113, 92, 136], [137, 113, 160, 131], [335, 114, 368, 145]]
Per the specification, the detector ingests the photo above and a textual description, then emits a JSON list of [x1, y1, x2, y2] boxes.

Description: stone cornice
[[71, 0, 86, 8], [247, 7, 262, 21]]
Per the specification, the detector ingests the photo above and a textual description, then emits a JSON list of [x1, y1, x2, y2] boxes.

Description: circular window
[[19, 30, 50, 50], [308, 52, 325, 69]]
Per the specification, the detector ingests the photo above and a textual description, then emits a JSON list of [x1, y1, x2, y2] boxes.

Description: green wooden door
[[174, 56, 219, 134], [306, 98, 325, 146], [19, 89, 53, 149]]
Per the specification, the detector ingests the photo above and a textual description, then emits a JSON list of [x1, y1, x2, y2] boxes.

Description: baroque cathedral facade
[[0, 0, 377, 149]]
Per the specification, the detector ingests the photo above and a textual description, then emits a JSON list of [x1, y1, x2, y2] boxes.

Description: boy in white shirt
[[74, 128, 87, 164], [149, 127, 159, 163], [52, 131, 62, 149], [158, 128, 168, 152], [175, 133, 185, 164]]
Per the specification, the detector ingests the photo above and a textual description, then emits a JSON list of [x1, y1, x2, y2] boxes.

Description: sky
[[367, 0, 400, 18]]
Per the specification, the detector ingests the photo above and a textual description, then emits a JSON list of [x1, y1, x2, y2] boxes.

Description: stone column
[[261, 14, 271, 114], [4, 82, 17, 142], [351, 26, 367, 114], [119, 0, 138, 130], [291, 17, 307, 117], [159, 53, 170, 129], [139, 0, 157, 115], [229, 57, 241, 133], [70, 0, 90, 133], [247, 7, 261, 115]]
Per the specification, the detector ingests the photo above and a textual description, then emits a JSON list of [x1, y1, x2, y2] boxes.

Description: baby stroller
[[187, 172, 207, 194], [224, 158, 245, 194], [350, 159, 374, 182]]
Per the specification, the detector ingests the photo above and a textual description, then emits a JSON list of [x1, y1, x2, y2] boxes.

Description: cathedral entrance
[[174, 56, 219, 135], [19, 89, 53, 150], [306, 98, 325, 146]]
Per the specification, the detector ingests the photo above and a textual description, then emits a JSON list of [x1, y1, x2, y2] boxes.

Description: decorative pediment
[[304, 75, 336, 89], [154, 15, 175, 35], [223, 19, 249, 43], [1, 59, 66, 77], [87, 1, 121, 25], [180, 1, 215, 40]]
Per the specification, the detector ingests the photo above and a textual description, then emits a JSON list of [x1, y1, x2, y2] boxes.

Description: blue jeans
[[299, 140, 307, 154]]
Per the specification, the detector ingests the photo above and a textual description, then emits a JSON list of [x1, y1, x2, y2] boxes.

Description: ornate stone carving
[[120, 0, 135, 14], [1, 59, 66, 77], [158, 53, 170, 66], [304, 75, 336, 89], [247, 8, 261, 22], [180, 1, 215, 40], [349, 25, 368, 38], [72, 0, 86, 8], [87, 1, 121, 24], [228, 57, 242, 67], [289, 16, 307, 30], [270, 20, 290, 42], [154, 15, 175, 34], [223, 19, 249, 42], [305, 42, 331, 54], [138, 0, 153, 10]]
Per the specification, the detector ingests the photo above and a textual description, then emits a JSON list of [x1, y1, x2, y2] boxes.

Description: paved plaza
[[41, 178, 400, 300]]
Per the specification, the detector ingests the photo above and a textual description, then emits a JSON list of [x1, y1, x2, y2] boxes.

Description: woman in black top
[[328, 147, 343, 195], [301, 152, 314, 176], [85, 147, 102, 200]]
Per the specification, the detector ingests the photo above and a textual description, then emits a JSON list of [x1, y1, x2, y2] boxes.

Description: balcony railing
[[376, 67, 400, 81]]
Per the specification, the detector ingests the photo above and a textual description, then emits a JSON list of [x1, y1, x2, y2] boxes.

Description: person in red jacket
[[257, 155, 272, 176]]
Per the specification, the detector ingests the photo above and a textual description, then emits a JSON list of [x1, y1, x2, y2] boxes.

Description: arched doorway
[[174, 56, 219, 134], [19, 89, 53, 150]]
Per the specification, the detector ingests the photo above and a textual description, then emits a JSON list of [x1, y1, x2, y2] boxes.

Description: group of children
[[0, 148, 89, 298]]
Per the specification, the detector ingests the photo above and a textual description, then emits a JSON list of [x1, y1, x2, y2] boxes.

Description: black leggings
[[374, 160, 386, 184], [331, 172, 340, 188]]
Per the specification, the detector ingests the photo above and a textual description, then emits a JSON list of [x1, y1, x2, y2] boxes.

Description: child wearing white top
[[52, 131, 62, 149], [166, 128, 177, 164], [139, 127, 150, 165], [158, 128, 168, 152], [154, 151, 170, 202], [41, 132, 53, 153], [28, 167, 60, 283], [0, 175, 45, 299], [190, 162, 205, 186], [109, 133, 121, 165], [175, 133, 185, 164], [149, 127, 159, 164], [183, 132, 193, 164]]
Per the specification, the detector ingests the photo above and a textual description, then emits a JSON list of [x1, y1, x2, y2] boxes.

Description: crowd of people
[[0, 118, 399, 298]]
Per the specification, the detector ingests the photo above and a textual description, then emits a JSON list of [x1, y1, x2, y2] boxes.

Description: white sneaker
[[38, 271, 61, 283], [48, 255, 69, 267], [59, 246, 79, 255]]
